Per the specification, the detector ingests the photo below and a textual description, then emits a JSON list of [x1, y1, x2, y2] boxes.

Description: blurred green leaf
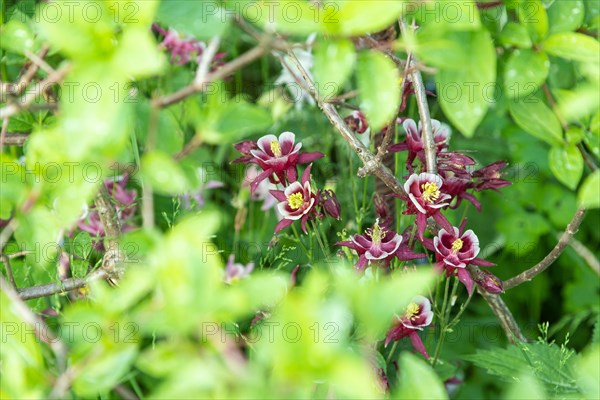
[[394, 352, 448, 400], [517, 0, 548, 43], [578, 171, 600, 209], [549, 144, 584, 190], [356, 51, 400, 132], [334, 0, 406, 36], [0, 20, 35, 54], [509, 97, 563, 146], [155, 0, 230, 40], [437, 29, 496, 137], [504, 49, 549, 99], [141, 151, 189, 194], [312, 38, 356, 99], [504, 372, 547, 399], [499, 22, 532, 48], [547, 0, 584, 34], [575, 344, 600, 399], [543, 32, 600, 63]]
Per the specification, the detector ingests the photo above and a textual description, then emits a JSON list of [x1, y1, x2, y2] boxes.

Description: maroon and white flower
[[385, 295, 434, 359], [344, 110, 369, 134], [390, 119, 450, 171], [269, 165, 317, 233], [402, 173, 452, 240], [472, 269, 504, 294], [233, 132, 323, 193], [224, 255, 254, 284], [337, 221, 424, 270], [424, 224, 495, 294]]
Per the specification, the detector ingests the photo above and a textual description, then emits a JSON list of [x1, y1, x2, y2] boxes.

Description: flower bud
[[320, 189, 341, 220], [474, 270, 504, 294]]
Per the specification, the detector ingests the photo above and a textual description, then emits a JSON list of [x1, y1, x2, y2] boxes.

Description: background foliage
[[0, 0, 599, 399]]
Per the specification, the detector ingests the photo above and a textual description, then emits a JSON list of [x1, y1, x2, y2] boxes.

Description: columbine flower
[[233, 132, 323, 193], [472, 160, 511, 191], [344, 110, 369, 134], [424, 225, 494, 294], [385, 295, 434, 359], [224, 255, 254, 284], [243, 165, 279, 211], [269, 165, 317, 233], [402, 173, 452, 240], [336, 220, 424, 270], [389, 119, 450, 172]]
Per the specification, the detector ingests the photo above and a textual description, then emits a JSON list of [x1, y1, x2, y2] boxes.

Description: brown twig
[[284, 47, 407, 196], [0, 253, 18, 289], [0, 64, 71, 119], [504, 208, 587, 290], [566, 234, 600, 275], [95, 186, 126, 282], [151, 45, 268, 109], [2, 131, 29, 146], [16, 269, 108, 300], [10, 45, 51, 96], [0, 116, 9, 151]]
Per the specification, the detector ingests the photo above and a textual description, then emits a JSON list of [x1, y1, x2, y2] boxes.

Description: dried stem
[[152, 45, 268, 109], [0, 253, 18, 288], [567, 234, 600, 275], [284, 48, 407, 197], [1, 131, 29, 146], [95, 186, 126, 281], [0, 64, 71, 119], [17, 269, 108, 300], [504, 208, 587, 290]]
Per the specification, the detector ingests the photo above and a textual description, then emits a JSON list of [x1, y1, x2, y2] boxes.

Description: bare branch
[[95, 186, 126, 281], [152, 45, 268, 109], [17, 269, 108, 300], [0, 64, 71, 119], [1, 131, 29, 146], [504, 208, 587, 290]]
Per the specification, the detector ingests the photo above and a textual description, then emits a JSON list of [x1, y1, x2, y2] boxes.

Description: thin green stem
[[386, 340, 399, 364], [432, 276, 451, 366], [310, 220, 330, 260], [291, 224, 311, 260]]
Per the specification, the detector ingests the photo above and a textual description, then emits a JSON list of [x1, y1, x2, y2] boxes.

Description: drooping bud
[[319, 189, 341, 219], [473, 269, 504, 294]]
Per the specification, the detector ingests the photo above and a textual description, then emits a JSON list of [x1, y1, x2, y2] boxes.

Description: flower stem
[[310, 220, 330, 260], [291, 224, 311, 259], [432, 276, 451, 367], [386, 340, 399, 364]]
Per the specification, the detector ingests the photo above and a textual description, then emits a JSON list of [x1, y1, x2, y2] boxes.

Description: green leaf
[[415, 0, 480, 31], [141, 151, 189, 194], [335, 0, 406, 36], [578, 171, 600, 209], [509, 98, 563, 146], [499, 22, 532, 48], [356, 51, 400, 132], [0, 20, 35, 54], [155, 0, 230, 40], [547, 0, 584, 34], [517, 0, 548, 43], [214, 102, 273, 144], [436, 29, 496, 137], [465, 342, 578, 394], [543, 32, 600, 63], [505, 372, 547, 399], [504, 49, 549, 99], [394, 353, 448, 400], [312, 38, 356, 99], [112, 27, 165, 78], [575, 345, 600, 400], [549, 144, 584, 190], [566, 126, 585, 145]]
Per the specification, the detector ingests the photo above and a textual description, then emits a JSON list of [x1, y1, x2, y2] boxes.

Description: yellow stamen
[[405, 303, 420, 320], [421, 182, 441, 203], [270, 140, 282, 157], [451, 238, 463, 254], [366, 220, 386, 245], [287, 192, 304, 210]]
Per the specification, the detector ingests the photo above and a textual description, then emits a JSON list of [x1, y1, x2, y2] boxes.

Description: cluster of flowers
[[340, 117, 510, 359], [152, 23, 226, 66], [233, 131, 341, 234]]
